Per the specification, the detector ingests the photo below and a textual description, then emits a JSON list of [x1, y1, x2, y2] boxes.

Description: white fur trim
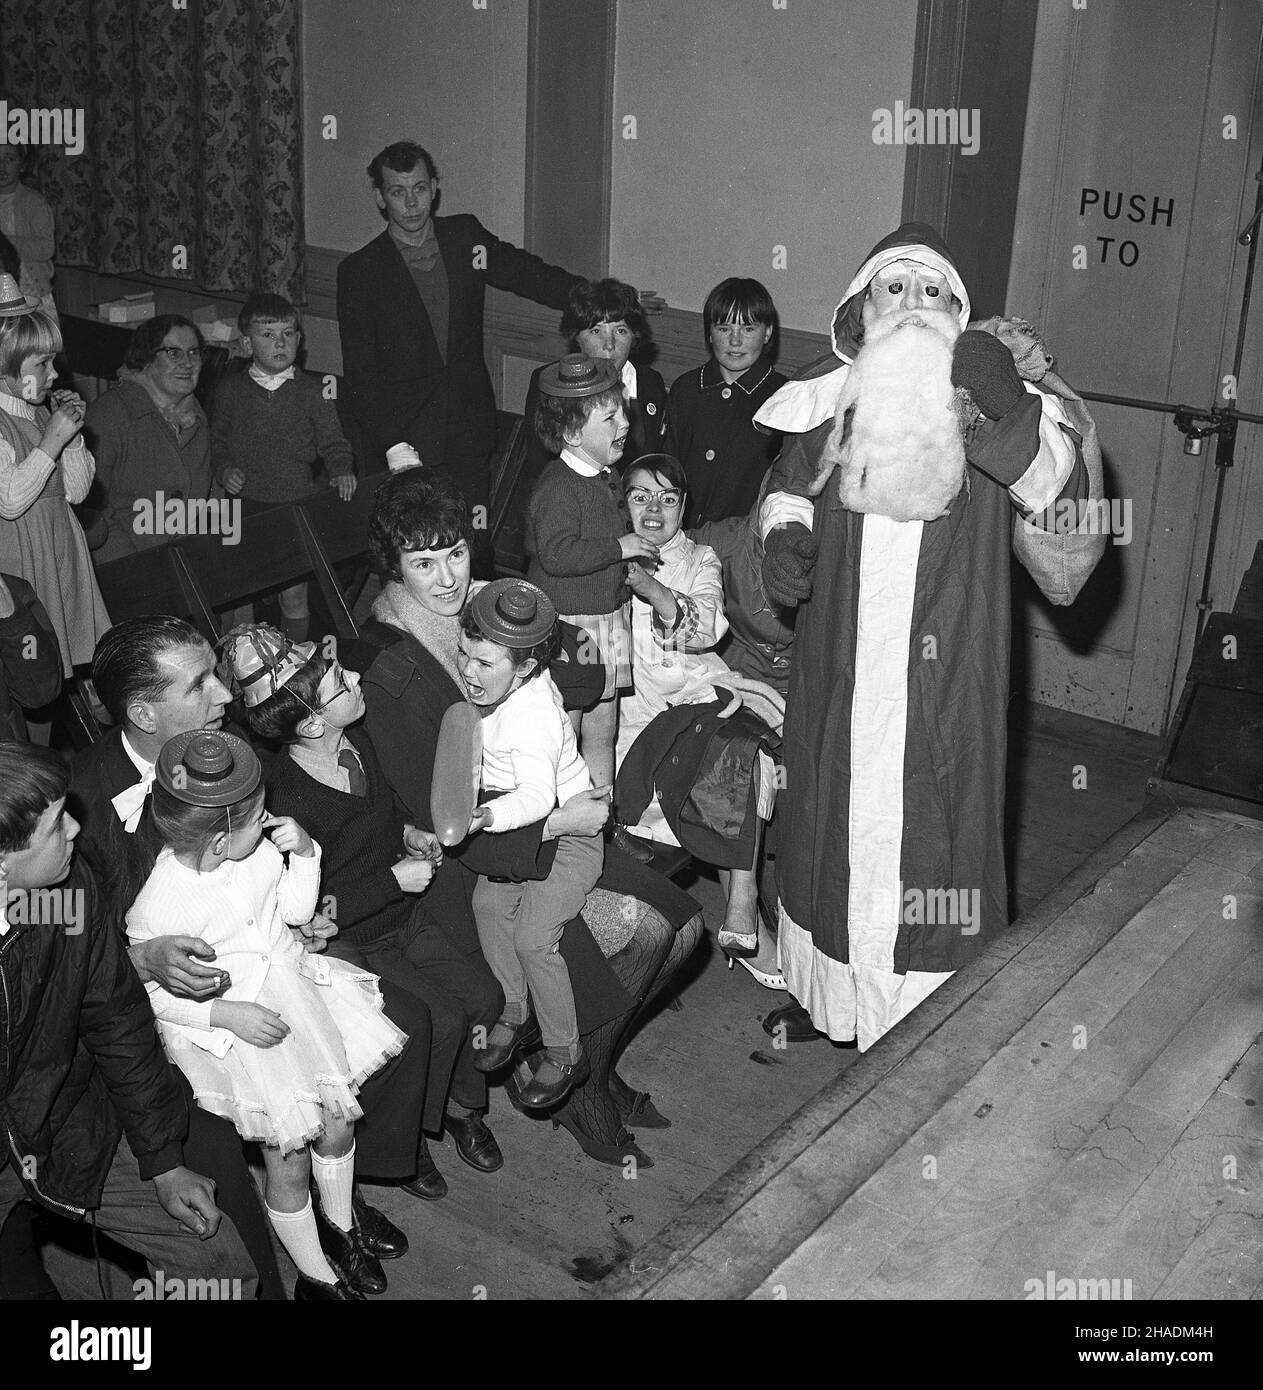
[[758, 491, 816, 543], [1008, 386, 1077, 512], [753, 363, 850, 436], [777, 907, 953, 1050], [847, 515, 922, 971]]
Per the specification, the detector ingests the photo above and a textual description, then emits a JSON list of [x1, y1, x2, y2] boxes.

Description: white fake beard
[[810, 310, 968, 522]]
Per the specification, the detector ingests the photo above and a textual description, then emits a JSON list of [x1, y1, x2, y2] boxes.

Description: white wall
[[609, 0, 916, 332], [302, 0, 529, 254]]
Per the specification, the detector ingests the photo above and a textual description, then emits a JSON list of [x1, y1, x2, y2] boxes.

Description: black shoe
[[352, 1187, 408, 1259], [400, 1136, 448, 1201], [293, 1273, 364, 1301], [312, 1193, 388, 1296], [610, 823, 655, 863], [473, 1016, 541, 1073], [518, 1055, 590, 1110], [445, 1113, 504, 1172], [613, 1087, 672, 1130], [761, 1001, 823, 1042]]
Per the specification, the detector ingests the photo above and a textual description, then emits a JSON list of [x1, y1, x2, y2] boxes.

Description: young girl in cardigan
[[124, 728, 407, 1301], [0, 274, 109, 676], [526, 353, 658, 856]]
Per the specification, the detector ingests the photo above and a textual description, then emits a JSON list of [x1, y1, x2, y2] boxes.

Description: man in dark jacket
[[0, 742, 256, 1296], [336, 141, 664, 520]]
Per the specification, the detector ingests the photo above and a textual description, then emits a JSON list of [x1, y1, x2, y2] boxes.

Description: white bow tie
[[112, 766, 156, 833]]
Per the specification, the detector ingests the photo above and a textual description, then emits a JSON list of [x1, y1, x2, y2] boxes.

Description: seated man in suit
[[69, 615, 428, 1296], [336, 140, 665, 528]]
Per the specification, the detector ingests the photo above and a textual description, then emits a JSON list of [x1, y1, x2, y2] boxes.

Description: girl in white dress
[[125, 728, 407, 1300]]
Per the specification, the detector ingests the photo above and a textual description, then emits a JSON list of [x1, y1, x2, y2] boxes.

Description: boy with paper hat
[[457, 578, 604, 1110]]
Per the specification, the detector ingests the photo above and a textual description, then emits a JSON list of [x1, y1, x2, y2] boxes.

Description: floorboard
[[617, 805, 1261, 1301]]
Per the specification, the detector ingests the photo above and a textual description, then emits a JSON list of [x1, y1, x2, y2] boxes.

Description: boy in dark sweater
[[212, 293, 357, 642]]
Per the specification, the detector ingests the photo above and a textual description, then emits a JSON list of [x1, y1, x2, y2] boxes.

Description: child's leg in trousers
[[472, 877, 530, 1029], [580, 695, 617, 790], [262, 1143, 338, 1286], [277, 581, 310, 643], [513, 834, 604, 1065]]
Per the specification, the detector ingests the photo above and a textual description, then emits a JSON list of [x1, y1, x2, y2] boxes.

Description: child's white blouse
[[126, 839, 323, 1058]]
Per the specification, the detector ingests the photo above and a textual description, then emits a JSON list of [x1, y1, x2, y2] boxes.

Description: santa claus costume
[[758, 223, 1105, 1050]]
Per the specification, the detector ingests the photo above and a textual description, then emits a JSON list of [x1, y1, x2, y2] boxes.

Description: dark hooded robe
[[756, 224, 1105, 1048]]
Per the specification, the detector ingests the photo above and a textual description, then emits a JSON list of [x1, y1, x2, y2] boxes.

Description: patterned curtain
[[0, 0, 304, 302]]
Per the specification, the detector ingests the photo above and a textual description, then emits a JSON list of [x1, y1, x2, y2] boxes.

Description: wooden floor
[[42, 700, 1167, 1300], [599, 804, 1263, 1301]]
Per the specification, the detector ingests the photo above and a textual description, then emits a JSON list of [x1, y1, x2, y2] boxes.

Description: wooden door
[[1006, 0, 1263, 734]]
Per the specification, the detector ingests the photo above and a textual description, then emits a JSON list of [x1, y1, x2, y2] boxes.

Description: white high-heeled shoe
[[728, 954, 788, 990]]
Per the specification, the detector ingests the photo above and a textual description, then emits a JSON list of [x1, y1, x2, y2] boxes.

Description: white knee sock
[[311, 1143, 356, 1232], [266, 1198, 338, 1284]]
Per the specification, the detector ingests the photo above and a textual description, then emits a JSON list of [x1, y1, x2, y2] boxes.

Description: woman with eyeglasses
[[616, 453, 786, 978], [84, 314, 215, 564]]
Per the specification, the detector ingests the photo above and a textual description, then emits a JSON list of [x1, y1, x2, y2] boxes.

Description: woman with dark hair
[[347, 468, 704, 1167], [83, 314, 213, 563], [521, 277, 669, 486]]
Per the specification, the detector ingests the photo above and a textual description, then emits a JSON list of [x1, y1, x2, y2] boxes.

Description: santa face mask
[[811, 259, 970, 523]]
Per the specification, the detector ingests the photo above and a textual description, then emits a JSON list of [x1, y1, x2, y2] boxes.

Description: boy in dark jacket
[[0, 742, 256, 1297]]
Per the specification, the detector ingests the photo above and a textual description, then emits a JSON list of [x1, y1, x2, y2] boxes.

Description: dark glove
[[762, 522, 818, 606], [951, 330, 1026, 420]]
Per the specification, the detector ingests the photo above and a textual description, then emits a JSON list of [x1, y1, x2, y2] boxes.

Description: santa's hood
[[829, 222, 971, 361], [755, 222, 971, 436]]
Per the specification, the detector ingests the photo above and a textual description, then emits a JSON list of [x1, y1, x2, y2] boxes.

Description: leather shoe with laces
[[401, 1136, 448, 1201], [293, 1273, 364, 1301], [313, 1192, 387, 1295], [610, 824, 654, 863], [445, 1113, 504, 1172], [352, 1187, 408, 1258]]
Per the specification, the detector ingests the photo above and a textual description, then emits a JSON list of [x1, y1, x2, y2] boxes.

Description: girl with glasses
[[617, 452, 784, 970]]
